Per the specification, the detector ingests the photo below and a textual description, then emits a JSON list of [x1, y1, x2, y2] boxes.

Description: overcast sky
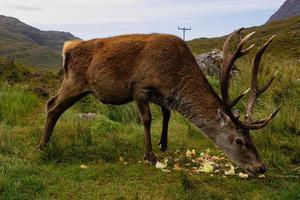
[[0, 0, 285, 40]]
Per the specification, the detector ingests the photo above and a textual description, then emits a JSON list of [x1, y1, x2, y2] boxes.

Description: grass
[[188, 16, 300, 59], [0, 83, 39, 125], [0, 53, 299, 200]]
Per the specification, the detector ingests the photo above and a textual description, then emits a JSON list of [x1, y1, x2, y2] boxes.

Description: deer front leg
[[135, 98, 157, 165], [158, 107, 170, 152], [37, 80, 90, 149]]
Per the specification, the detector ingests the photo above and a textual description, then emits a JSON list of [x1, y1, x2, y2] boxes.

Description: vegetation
[[0, 49, 299, 199], [0, 56, 60, 95], [0, 15, 299, 199], [188, 16, 300, 60]]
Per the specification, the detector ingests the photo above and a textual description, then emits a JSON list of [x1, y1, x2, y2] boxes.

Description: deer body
[[63, 34, 217, 107], [39, 32, 279, 175]]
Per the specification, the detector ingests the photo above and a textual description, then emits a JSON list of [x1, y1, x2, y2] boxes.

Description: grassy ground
[[0, 55, 299, 199]]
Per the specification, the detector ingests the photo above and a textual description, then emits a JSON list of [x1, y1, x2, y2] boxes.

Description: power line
[[178, 26, 191, 41]]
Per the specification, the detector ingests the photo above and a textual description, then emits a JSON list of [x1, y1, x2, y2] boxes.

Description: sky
[[0, 0, 286, 40]]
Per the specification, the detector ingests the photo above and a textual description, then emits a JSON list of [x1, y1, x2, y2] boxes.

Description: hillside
[[0, 15, 78, 68], [188, 16, 300, 59], [267, 0, 300, 23]]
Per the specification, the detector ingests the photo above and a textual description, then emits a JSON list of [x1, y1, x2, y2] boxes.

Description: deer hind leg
[[37, 82, 90, 149], [135, 97, 157, 165], [158, 107, 171, 152]]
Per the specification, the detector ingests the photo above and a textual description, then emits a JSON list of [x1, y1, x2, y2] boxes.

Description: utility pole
[[178, 26, 191, 41]]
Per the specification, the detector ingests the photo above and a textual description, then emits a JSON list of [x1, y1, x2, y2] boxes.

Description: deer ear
[[218, 109, 231, 127]]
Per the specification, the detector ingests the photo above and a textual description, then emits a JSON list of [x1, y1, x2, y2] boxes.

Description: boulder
[[195, 49, 239, 78]]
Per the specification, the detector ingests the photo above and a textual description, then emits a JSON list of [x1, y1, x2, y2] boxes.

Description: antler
[[221, 29, 280, 130], [221, 28, 255, 109], [242, 35, 281, 129]]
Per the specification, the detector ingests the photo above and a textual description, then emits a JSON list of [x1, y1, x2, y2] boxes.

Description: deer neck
[[171, 74, 222, 141]]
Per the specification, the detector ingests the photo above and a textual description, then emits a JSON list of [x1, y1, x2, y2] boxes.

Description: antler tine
[[221, 31, 236, 106], [242, 105, 281, 130], [223, 28, 244, 56], [230, 88, 250, 108], [234, 32, 256, 58], [221, 29, 255, 108], [245, 35, 277, 121]]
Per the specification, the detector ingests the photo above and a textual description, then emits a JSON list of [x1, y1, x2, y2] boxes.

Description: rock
[[78, 112, 97, 120], [195, 49, 239, 78]]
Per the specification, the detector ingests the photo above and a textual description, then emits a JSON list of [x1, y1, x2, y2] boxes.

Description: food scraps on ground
[[224, 164, 235, 175], [80, 164, 88, 169], [186, 149, 196, 158], [238, 172, 249, 179], [153, 148, 258, 179], [119, 156, 125, 162], [199, 161, 214, 173], [156, 160, 168, 169]]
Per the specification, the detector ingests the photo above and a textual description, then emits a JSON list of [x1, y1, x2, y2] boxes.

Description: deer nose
[[253, 163, 267, 174], [258, 165, 266, 174]]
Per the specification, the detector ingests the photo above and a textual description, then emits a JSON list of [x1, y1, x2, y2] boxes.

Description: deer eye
[[235, 138, 244, 146]]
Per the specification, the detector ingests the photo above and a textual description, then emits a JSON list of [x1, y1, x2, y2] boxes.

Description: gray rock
[[195, 49, 239, 78], [79, 113, 97, 120]]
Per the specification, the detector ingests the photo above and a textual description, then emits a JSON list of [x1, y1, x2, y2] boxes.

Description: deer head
[[215, 29, 280, 175]]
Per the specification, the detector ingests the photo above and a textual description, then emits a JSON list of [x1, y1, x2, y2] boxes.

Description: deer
[[37, 29, 280, 176]]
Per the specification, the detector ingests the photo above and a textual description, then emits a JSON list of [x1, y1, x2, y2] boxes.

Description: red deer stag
[[38, 29, 280, 175]]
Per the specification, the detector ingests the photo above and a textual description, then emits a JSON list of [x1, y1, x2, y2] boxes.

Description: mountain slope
[[267, 0, 300, 23], [0, 15, 78, 68], [188, 16, 300, 59]]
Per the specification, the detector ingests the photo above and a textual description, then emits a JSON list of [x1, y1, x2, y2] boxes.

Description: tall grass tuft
[[0, 83, 38, 125]]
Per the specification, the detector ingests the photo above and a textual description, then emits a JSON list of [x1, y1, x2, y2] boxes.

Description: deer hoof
[[158, 143, 167, 152], [144, 152, 157, 165]]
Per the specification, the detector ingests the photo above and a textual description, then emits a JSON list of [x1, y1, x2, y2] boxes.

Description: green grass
[[0, 54, 299, 199], [0, 83, 39, 125]]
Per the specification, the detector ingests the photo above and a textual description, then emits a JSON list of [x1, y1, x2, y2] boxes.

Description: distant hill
[[188, 16, 300, 60], [267, 0, 300, 23], [0, 15, 78, 68]]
